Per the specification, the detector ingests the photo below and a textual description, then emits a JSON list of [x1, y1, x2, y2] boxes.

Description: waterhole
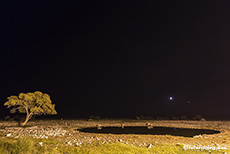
[[78, 126, 220, 137]]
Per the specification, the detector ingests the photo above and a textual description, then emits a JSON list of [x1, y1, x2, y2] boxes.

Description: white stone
[[148, 144, 153, 148], [67, 141, 72, 146], [39, 142, 43, 146], [6, 133, 11, 137]]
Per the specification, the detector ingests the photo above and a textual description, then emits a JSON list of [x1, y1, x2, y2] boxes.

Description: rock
[[39, 142, 43, 146], [193, 135, 202, 138], [76, 142, 81, 146], [67, 141, 72, 146], [96, 124, 102, 130], [146, 123, 153, 129], [6, 133, 11, 137], [147, 144, 153, 148]]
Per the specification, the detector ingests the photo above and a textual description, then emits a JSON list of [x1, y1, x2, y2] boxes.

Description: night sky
[[1, 0, 230, 119]]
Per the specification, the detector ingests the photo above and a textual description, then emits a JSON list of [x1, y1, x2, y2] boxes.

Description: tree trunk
[[21, 113, 32, 126]]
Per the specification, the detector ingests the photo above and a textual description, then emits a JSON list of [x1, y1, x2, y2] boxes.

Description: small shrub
[[156, 117, 169, 120], [140, 115, 145, 120], [146, 116, 154, 120], [165, 117, 169, 120], [135, 116, 141, 120], [88, 115, 100, 120], [200, 118, 206, 121], [180, 115, 187, 120], [193, 115, 203, 121], [171, 117, 177, 120], [4, 115, 10, 121], [87, 118, 93, 121], [94, 116, 101, 120], [88, 115, 94, 119]]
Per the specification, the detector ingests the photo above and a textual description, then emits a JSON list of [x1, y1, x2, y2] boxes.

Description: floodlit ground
[[0, 119, 230, 153]]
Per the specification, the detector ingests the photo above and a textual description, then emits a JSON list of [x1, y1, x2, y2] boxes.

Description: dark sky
[[1, 0, 230, 119]]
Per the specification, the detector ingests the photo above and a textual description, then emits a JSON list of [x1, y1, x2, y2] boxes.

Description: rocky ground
[[0, 119, 230, 149]]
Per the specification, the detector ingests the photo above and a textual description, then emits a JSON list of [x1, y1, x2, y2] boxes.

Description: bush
[[87, 118, 93, 121], [193, 115, 203, 121], [88, 115, 94, 119], [165, 117, 169, 120], [88, 115, 101, 120], [171, 117, 177, 120], [4, 115, 10, 121], [180, 115, 187, 120], [94, 116, 101, 120], [146, 116, 154, 120], [135, 116, 141, 120], [140, 115, 145, 120], [200, 118, 206, 121], [157, 117, 167, 120]]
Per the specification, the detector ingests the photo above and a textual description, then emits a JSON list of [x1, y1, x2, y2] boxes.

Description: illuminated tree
[[4, 91, 57, 126]]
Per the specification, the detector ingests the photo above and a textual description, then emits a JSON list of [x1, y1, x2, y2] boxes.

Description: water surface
[[78, 126, 220, 137]]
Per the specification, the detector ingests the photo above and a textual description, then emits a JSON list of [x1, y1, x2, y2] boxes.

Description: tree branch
[[24, 105, 29, 116]]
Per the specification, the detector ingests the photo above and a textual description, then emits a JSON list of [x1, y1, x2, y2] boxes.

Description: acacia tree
[[4, 91, 57, 126]]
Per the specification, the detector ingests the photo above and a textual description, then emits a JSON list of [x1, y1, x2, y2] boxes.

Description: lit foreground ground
[[0, 119, 229, 154]]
